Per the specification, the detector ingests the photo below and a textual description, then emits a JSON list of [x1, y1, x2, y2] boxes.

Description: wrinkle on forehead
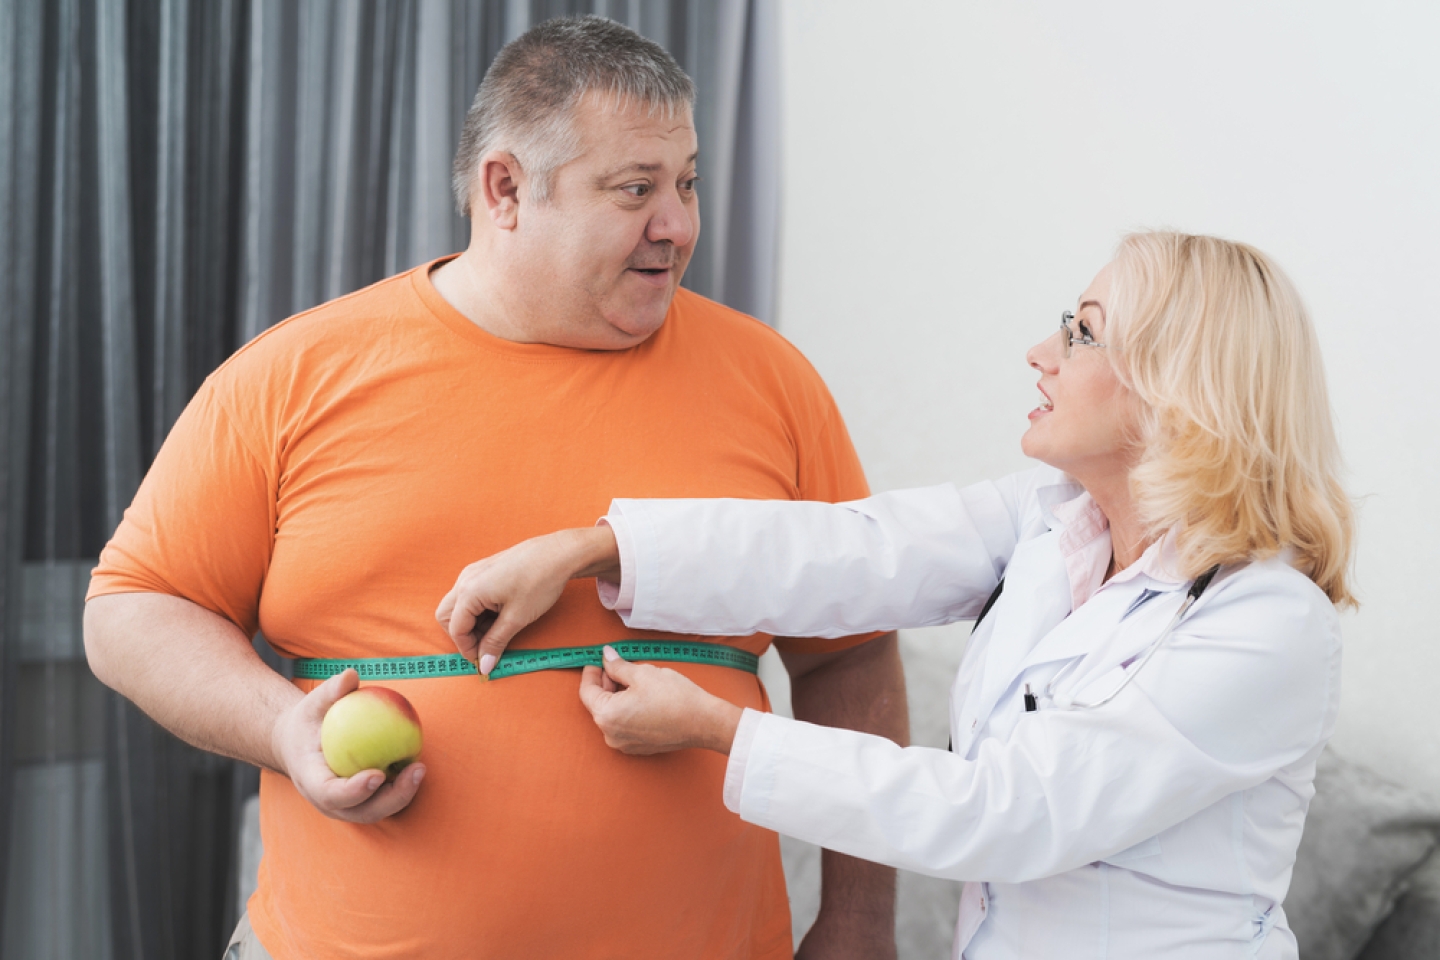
[[563, 91, 697, 186]]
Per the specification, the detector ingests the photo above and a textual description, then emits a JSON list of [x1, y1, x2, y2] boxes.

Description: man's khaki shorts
[[223, 913, 273, 960]]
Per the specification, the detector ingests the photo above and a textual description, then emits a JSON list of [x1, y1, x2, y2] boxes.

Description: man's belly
[[249, 665, 792, 960]]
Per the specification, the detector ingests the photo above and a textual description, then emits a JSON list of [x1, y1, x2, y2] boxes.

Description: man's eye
[[623, 183, 651, 198], [680, 176, 700, 193]]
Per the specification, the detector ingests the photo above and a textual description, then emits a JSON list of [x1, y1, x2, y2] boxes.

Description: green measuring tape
[[292, 640, 759, 682]]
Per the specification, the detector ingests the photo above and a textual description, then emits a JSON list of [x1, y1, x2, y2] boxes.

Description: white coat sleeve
[[729, 562, 1341, 883], [603, 471, 1053, 638]]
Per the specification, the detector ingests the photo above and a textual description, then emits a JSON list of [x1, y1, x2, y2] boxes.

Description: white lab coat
[[603, 467, 1341, 959]]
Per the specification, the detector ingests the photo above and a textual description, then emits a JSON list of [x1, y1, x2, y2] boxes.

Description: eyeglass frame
[[1059, 310, 1106, 359]]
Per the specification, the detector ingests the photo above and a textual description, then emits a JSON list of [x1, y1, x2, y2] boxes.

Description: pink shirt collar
[[1048, 489, 1185, 612]]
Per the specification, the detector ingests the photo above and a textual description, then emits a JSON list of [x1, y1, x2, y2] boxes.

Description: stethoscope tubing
[[1046, 564, 1223, 711]]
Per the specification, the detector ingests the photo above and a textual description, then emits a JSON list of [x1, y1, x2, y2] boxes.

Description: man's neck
[[430, 249, 537, 342]]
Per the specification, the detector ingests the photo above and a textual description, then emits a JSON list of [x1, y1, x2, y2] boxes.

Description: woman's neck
[[1081, 471, 1151, 579]]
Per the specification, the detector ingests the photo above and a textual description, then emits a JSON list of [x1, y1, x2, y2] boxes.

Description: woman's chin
[[1020, 432, 1065, 473], [1020, 426, 1044, 461]]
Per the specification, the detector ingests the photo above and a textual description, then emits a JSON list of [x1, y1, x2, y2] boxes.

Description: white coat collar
[[1035, 476, 1087, 532]]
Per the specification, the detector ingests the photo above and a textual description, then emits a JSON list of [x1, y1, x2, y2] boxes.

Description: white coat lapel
[[952, 529, 1071, 755], [1037, 579, 1190, 700], [951, 478, 1086, 757], [1016, 529, 1194, 685]]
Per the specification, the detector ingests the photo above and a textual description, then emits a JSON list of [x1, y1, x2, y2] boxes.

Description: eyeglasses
[[1059, 310, 1106, 359]]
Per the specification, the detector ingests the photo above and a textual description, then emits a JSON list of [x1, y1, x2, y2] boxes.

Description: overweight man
[[85, 16, 907, 960]]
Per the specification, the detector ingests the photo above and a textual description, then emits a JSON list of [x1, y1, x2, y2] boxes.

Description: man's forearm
[[84, 592, 300, 772], [782, 632, 909, 957]]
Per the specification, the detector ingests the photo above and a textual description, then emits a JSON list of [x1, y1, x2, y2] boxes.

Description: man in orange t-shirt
[[85, 17, 907, 960]]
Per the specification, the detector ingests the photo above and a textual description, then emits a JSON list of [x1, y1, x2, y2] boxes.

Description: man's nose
[[645, 187, 697, 248]]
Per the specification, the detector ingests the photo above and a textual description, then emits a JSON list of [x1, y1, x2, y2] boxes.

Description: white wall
[[775, 0, 1440, 798]]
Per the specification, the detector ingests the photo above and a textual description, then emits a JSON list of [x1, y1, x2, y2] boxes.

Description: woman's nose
[[1027, 330, 1062, 372]]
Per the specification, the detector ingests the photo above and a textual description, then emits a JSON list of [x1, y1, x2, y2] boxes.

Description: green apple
[[320, 686, 423, 780]]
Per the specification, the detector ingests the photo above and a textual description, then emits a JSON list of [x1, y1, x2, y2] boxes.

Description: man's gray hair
[[452, 16, 696, 215]]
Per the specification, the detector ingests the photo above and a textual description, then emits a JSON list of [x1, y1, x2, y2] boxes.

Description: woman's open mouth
[[1030, 386, 1053, 420]]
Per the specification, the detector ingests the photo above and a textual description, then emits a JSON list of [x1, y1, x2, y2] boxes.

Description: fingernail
[[603, 645, 619, 662], [367, 775, 383, 791], [479, 654, 497, 676], [412, 767, 425, 786]]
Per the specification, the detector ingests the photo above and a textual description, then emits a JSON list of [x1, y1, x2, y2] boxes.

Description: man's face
[[512, 94, 700, 350]]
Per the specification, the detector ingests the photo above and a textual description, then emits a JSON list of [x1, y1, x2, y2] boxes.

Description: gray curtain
[[0, 1, 779, 956]]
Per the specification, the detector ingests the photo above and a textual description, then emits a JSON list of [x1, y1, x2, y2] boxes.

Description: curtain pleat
[[719, 0, 778, 320], [239, 0, 296, 345], [0, 2, 779, 956], [0, 0, 38, 942]]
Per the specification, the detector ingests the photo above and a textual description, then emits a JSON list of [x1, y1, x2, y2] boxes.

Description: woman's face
[[1021, 264, 1144, 486]]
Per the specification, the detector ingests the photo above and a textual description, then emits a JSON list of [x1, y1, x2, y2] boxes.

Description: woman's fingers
[[578, 664, 614, 714], [436, 566, 501, 665], [473, 608, 530, 677], [579, 658, 652, 752], [436, 533, 589, 675], [600, 644, 640, 685], [578, 650, 736, 756]]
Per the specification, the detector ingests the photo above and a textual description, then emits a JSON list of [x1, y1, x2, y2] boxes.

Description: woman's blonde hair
[[1105, 232, 1356, 606]]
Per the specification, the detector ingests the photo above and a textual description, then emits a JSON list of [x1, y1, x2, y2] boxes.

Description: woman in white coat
[[437, 232, 1355, 959]]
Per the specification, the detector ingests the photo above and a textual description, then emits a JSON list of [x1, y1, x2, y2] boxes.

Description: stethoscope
[[968, 562, 1223, 714], [1045, 563, 1222, 710]]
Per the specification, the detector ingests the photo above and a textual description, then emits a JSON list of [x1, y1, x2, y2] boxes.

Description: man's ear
[[476, 151, 523, 231]]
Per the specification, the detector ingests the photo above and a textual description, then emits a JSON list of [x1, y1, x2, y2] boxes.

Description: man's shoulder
[[234, 269, 424, 361], [671, 287, 777, 333], [668, 288, 815, 368], [193, 266, 437, 428]]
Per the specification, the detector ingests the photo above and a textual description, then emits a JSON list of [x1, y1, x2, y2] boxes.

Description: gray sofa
[[1289, 751, 1440, 959]]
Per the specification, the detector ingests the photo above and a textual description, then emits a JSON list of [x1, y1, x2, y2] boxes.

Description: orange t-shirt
[[89, 260, 876, 960]]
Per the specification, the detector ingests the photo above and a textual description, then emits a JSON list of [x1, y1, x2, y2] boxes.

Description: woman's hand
[[435, 526, 620, 676], [579, 647, 742, 755]]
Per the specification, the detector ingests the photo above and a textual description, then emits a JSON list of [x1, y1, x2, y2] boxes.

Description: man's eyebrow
[[592, 152, 700, 186]]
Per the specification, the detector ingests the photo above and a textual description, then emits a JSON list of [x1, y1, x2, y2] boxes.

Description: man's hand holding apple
[[270, 669, 426, 824]]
